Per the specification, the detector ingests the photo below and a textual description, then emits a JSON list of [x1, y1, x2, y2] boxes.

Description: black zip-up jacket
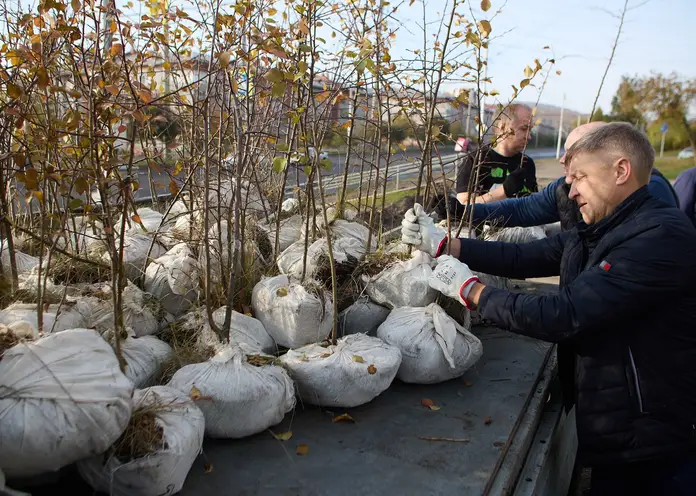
[[457, 186, 696, 465]]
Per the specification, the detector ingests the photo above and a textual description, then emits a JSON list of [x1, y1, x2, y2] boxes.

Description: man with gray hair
[[402, 122, 696, 494]]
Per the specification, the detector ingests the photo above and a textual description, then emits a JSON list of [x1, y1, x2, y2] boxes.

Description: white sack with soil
[[338, 297, 390, 337], [0, 329, 133, 478], [277, 237, 364, 282], [485, 225, 547, 244], [377, 303, 483, 384], [364, 251, 437, 309], [167, 346, 295, 438], [77, 386, 204, 496], [0, 302, 86, 336], [0, 242, 39, 276], [260, 215, 303, 253], [194, 306, 276, 355], [101, 234, 167, 282], [120, 335, 174, 388], [280, 333, 401, 408], [251, 275, 333, 349], [79, 283, 160, 337], [144, 243, 199, 317]]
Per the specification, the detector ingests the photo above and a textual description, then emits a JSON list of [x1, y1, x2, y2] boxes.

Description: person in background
[[403, 122, 696, 495], [674, 165, 696, 228], [440, 121, 679, 232], [455, 104, 538, 205]]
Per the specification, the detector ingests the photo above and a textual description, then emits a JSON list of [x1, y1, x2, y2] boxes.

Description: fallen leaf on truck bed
[[421, 399, 441, 411], [271, 431, 293, 441], [296, 444, 309, 455], [352, 355, 365, 363], [484, 416, 493, 425], [332, 413, 355, 423], [367, 364, 377, 374]]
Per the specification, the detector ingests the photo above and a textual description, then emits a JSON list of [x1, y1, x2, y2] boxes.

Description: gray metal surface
[[179, 328, 551, 496]]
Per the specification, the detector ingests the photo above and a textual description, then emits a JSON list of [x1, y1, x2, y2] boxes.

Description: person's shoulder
[[521, 152, 536, 167], [674, 166, 696, 183], [633, 200, 696, 243]]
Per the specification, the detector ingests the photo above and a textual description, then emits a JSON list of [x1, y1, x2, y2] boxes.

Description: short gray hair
[[565, 122, 654, 182]]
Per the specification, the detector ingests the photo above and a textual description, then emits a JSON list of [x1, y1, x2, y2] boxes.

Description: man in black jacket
[[401, 122, 696, 495]]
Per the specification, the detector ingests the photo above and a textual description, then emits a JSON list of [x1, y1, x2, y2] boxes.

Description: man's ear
[[615, 157, 631, 185]]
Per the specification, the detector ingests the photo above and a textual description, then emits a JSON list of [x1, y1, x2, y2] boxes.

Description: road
[[122, 147, 557, 203], [13, 147, 558, 213]]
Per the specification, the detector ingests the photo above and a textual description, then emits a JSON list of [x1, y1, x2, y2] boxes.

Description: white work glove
[[429, 255, 481, 309], [401, 203, 447, 258]]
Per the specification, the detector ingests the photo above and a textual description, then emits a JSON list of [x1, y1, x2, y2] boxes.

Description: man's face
[[503, 108, 533, 153], [565, 151, 619, 225]]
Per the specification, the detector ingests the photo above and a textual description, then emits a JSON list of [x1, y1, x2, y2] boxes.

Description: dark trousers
[[590, 454, 696, 496]]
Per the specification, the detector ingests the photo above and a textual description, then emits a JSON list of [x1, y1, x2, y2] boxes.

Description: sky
[[8, 0, 694, 115], [385, 0, 696, 114]]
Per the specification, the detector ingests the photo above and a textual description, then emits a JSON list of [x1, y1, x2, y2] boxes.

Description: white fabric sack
[[0, 242, 39, 276], [485, 225, 546, 243], [120, 336, 174, 388], [251, 275, 333, 349], [260, 215, 303, 253], [77, 386, 204, 496], [16, 266, 68, 302], [144, 243, 199, 317], [277, 237, 364, 281], [183, 306, 276, 355], [209, 306, 276, 354], [0, 302, 86, 336], [82, 284, 160, 337], [167, 346, 295, 438], [364, 251, 437, 309], [281, 198, 300, 214], [338, 297, 390, 337], [123, 208, 166, 234], [377, 303, 483, 384], [0, 329, 133, 478], [280, 333, 402, 408], [101, 234, 167, 282]]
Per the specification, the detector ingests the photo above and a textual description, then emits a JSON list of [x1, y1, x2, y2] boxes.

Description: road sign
[[661, 123, 669, 134]]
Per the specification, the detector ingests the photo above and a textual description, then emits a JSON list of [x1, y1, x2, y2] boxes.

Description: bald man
[[440, 121, 679, 232], [456, 104, 539, 206]]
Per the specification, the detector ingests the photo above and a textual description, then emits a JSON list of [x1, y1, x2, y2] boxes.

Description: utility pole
[[479, 46, 489, 139], [465, 89, 472, 136], [555, 93, 565, 160]]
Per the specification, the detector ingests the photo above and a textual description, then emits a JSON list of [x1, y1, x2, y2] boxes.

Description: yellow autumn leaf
[[36, 67, 49, 91], [296, 443, 309, 456], [332, 413, 355, 423], [189, 385, 201, 400], [6, 83, 22, 99], [163, 61, 171, 70], [110, 43, 123, 57], [352, 355, 365, 364], [219, 51, 231, 68], [481, 0, 491, 11], [367, 364, 377, 375], [478, 20, 492, 37], [276, 287, 288, 297], [271, 431, 293, 441]]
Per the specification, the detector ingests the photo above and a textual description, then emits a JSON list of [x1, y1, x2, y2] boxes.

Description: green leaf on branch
[[273, 157, 288, 173], [303, 165, 312, 177], [520, 79, 531, 89], [265, 68, 284, 83], [271, 81, 286, 98], [320, 158, 332, 171]]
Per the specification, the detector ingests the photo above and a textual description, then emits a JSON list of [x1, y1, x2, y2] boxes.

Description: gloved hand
[[428, 255, 481, 309], [502, 166, 528, 198], [401, 203, 447, 257]]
